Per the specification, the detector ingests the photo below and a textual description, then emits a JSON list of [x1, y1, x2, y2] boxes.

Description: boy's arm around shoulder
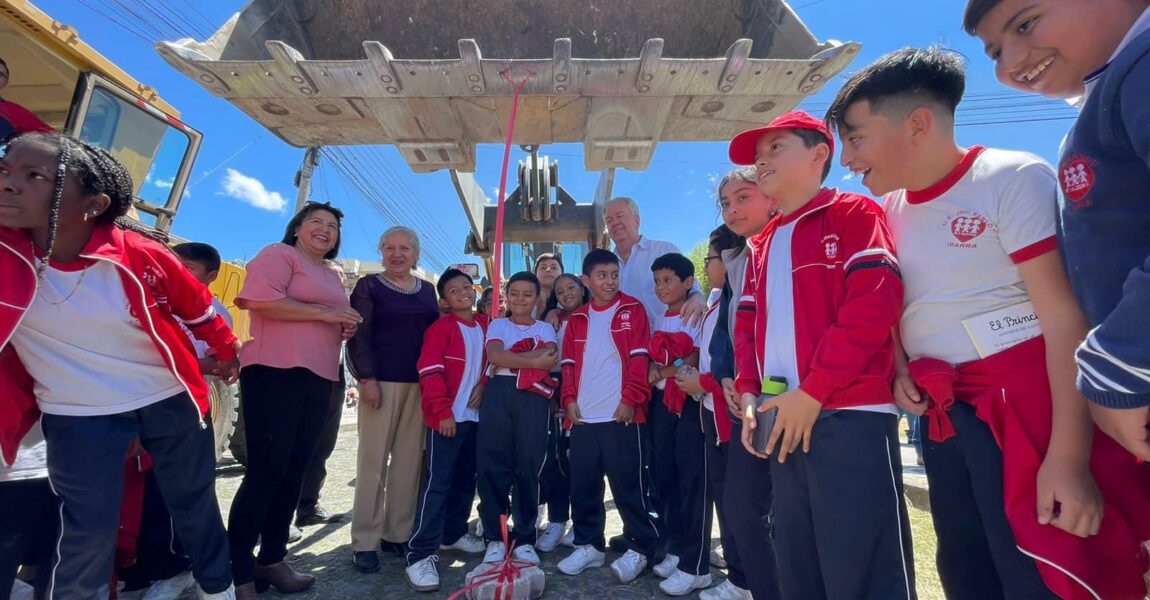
[[621, 306, 652, 408], [801, 198, 903, 402], [416, 320, 455, 427], [152, 244, 238, 362]]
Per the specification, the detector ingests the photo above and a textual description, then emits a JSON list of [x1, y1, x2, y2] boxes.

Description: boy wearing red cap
[[729, 110, 915, 599]]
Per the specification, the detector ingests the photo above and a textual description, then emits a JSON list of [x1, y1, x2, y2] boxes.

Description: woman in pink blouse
[[226, 202, 362, 599]]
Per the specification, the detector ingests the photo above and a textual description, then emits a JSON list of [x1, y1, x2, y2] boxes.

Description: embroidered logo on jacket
[[821, 234, 840, 260], [1059, 155, 1095, 209]]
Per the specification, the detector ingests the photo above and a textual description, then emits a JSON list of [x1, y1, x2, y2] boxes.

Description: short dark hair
[[708, 225, 745, 255], [0, 58, 8, 75], [582, 248, 620, 275], [791, 129, 834, 183], [826, 47, 966, 138], [534, 253, 564, 274], [506, 271, 541, 295], [651, 252, 694, 281], [436, 267, 473, 299], [173, 242, 222, 273], [477, 286, 494, 314], [962, 0, 1001, 35], [281, 201, 344, 261]]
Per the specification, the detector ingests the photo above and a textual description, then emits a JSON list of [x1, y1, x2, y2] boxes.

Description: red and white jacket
[[560, 292, 651, 424], [0, 224, 238, 466], [734, 188, 903, 409], [416, 313, 488, 428]]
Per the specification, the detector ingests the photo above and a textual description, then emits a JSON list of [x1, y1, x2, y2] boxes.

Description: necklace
[[377, 272, 421, 294], [38, 264, 91, 305]]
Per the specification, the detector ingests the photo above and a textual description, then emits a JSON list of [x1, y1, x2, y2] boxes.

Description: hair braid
[[35, 141, 71, 280]]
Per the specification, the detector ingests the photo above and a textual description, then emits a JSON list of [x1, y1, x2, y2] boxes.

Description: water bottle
[[753, 376, 788, 454]]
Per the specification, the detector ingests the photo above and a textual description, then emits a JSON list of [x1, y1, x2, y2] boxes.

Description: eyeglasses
[[703, 255, 722, 265]]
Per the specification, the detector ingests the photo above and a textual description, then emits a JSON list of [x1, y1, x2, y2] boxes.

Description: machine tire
[[208, 377, 239, 463]]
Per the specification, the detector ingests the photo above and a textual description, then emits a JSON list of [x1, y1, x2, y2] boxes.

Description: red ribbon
[[489, 70, 535, 315], [448, 514, 537, 600]]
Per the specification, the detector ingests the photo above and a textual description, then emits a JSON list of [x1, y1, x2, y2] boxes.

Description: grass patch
[[908, 501, 945, 600]]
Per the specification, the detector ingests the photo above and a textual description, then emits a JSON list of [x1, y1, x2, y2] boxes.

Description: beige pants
[[351, 380, 426, 550]]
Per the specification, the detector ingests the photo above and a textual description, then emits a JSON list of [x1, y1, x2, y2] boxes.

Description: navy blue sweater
[[1058, 28, 1150, 409]]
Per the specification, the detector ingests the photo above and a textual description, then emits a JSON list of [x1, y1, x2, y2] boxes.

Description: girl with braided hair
[[0, 132, 239, 599]]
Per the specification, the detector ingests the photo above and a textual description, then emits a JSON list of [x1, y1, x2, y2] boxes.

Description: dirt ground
[[206, 412, 945, 600]]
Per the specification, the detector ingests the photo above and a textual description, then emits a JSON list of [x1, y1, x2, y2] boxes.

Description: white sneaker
[[405, 556, 440, 592], [441, 532, 486, 554], [512, 544, 540, 565], [660, 570, 713, 596], [557, 545, 606, 575], [143, 571, 196, 600], [699, 579, 753, 600], [195, 584, 235, 600], [610, 549, 648, 584], [560, 529, 575, 548], [535, 522, 567, 552], [483, 541, 506, 563], [653, 554, 680, 579], [710, 544, 727, 568]]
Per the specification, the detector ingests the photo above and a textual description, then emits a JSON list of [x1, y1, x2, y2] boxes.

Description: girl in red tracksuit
[[0, 133, 238, 599], [404, 268, 489, 593]]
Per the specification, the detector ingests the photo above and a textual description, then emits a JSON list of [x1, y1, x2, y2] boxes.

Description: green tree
[[687, 239, 710, 292]]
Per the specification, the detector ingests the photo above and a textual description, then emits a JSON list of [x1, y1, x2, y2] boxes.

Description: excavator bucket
[[155, 0, 860, 173]]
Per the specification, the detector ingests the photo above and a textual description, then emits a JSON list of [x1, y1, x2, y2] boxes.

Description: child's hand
[[214, 358, 240, 385], [566, 402, 583, 425], [197, 356, 219, 376], [757, 388, 822, 463], [1088, 404, 1150, 462], [439, 417, 457, 438], [892, 369, 926, 416], [345, 386, 359, 408], [648, 364, 663, 386], [533, 348, 558, 370], [1036, 456, 1102, 538], [674, 369, 704, 395], [467, 383, 485, 408], [723, 379, 741, 415], [613, 403, 635, 425]]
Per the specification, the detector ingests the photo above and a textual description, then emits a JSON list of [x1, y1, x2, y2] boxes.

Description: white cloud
[[218, 168, 288, 213], [154, 177, 174, 189], [841, 172, 856, 182]]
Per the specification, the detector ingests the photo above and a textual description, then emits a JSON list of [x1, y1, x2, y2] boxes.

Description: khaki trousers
[[351, 380, 426, 550]]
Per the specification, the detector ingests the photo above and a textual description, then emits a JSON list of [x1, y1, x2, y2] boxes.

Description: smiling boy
[[727, 110, 914, 600], [963, 0, 1150, 467]]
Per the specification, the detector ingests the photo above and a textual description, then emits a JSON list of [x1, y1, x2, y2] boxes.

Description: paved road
[[207, 410, 935, 599]]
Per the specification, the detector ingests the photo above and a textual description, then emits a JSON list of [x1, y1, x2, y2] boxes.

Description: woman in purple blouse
[[347, 225, 440, 573]]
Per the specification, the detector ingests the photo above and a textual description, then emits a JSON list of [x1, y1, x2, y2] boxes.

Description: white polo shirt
[[615, 236, 684, 323], [884, 147, 1058, 365]]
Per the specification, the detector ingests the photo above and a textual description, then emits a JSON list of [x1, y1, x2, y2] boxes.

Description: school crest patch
[[1059, 155, 1096, 209]]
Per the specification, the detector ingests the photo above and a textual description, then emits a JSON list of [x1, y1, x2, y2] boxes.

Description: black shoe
[[288, 524, 303, 543], [296, 504, 340, 527], [380, 539, 407, 557], [353, 551, 381, 574]]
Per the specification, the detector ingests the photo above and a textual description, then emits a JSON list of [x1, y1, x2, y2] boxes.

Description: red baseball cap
[[727, 110, 835, 166]]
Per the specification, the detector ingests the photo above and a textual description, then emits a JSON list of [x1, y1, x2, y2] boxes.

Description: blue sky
[[38, 0, 1077, 273]]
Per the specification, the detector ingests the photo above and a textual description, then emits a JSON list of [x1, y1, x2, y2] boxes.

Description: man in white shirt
[[605, 197, 707, 326]]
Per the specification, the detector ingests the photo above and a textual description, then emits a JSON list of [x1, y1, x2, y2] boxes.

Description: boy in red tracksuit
[[405, 268, 489, 592], [557, 249, 660, 585], [645, 252, 711, 596], [728, 110, 916, 600]]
